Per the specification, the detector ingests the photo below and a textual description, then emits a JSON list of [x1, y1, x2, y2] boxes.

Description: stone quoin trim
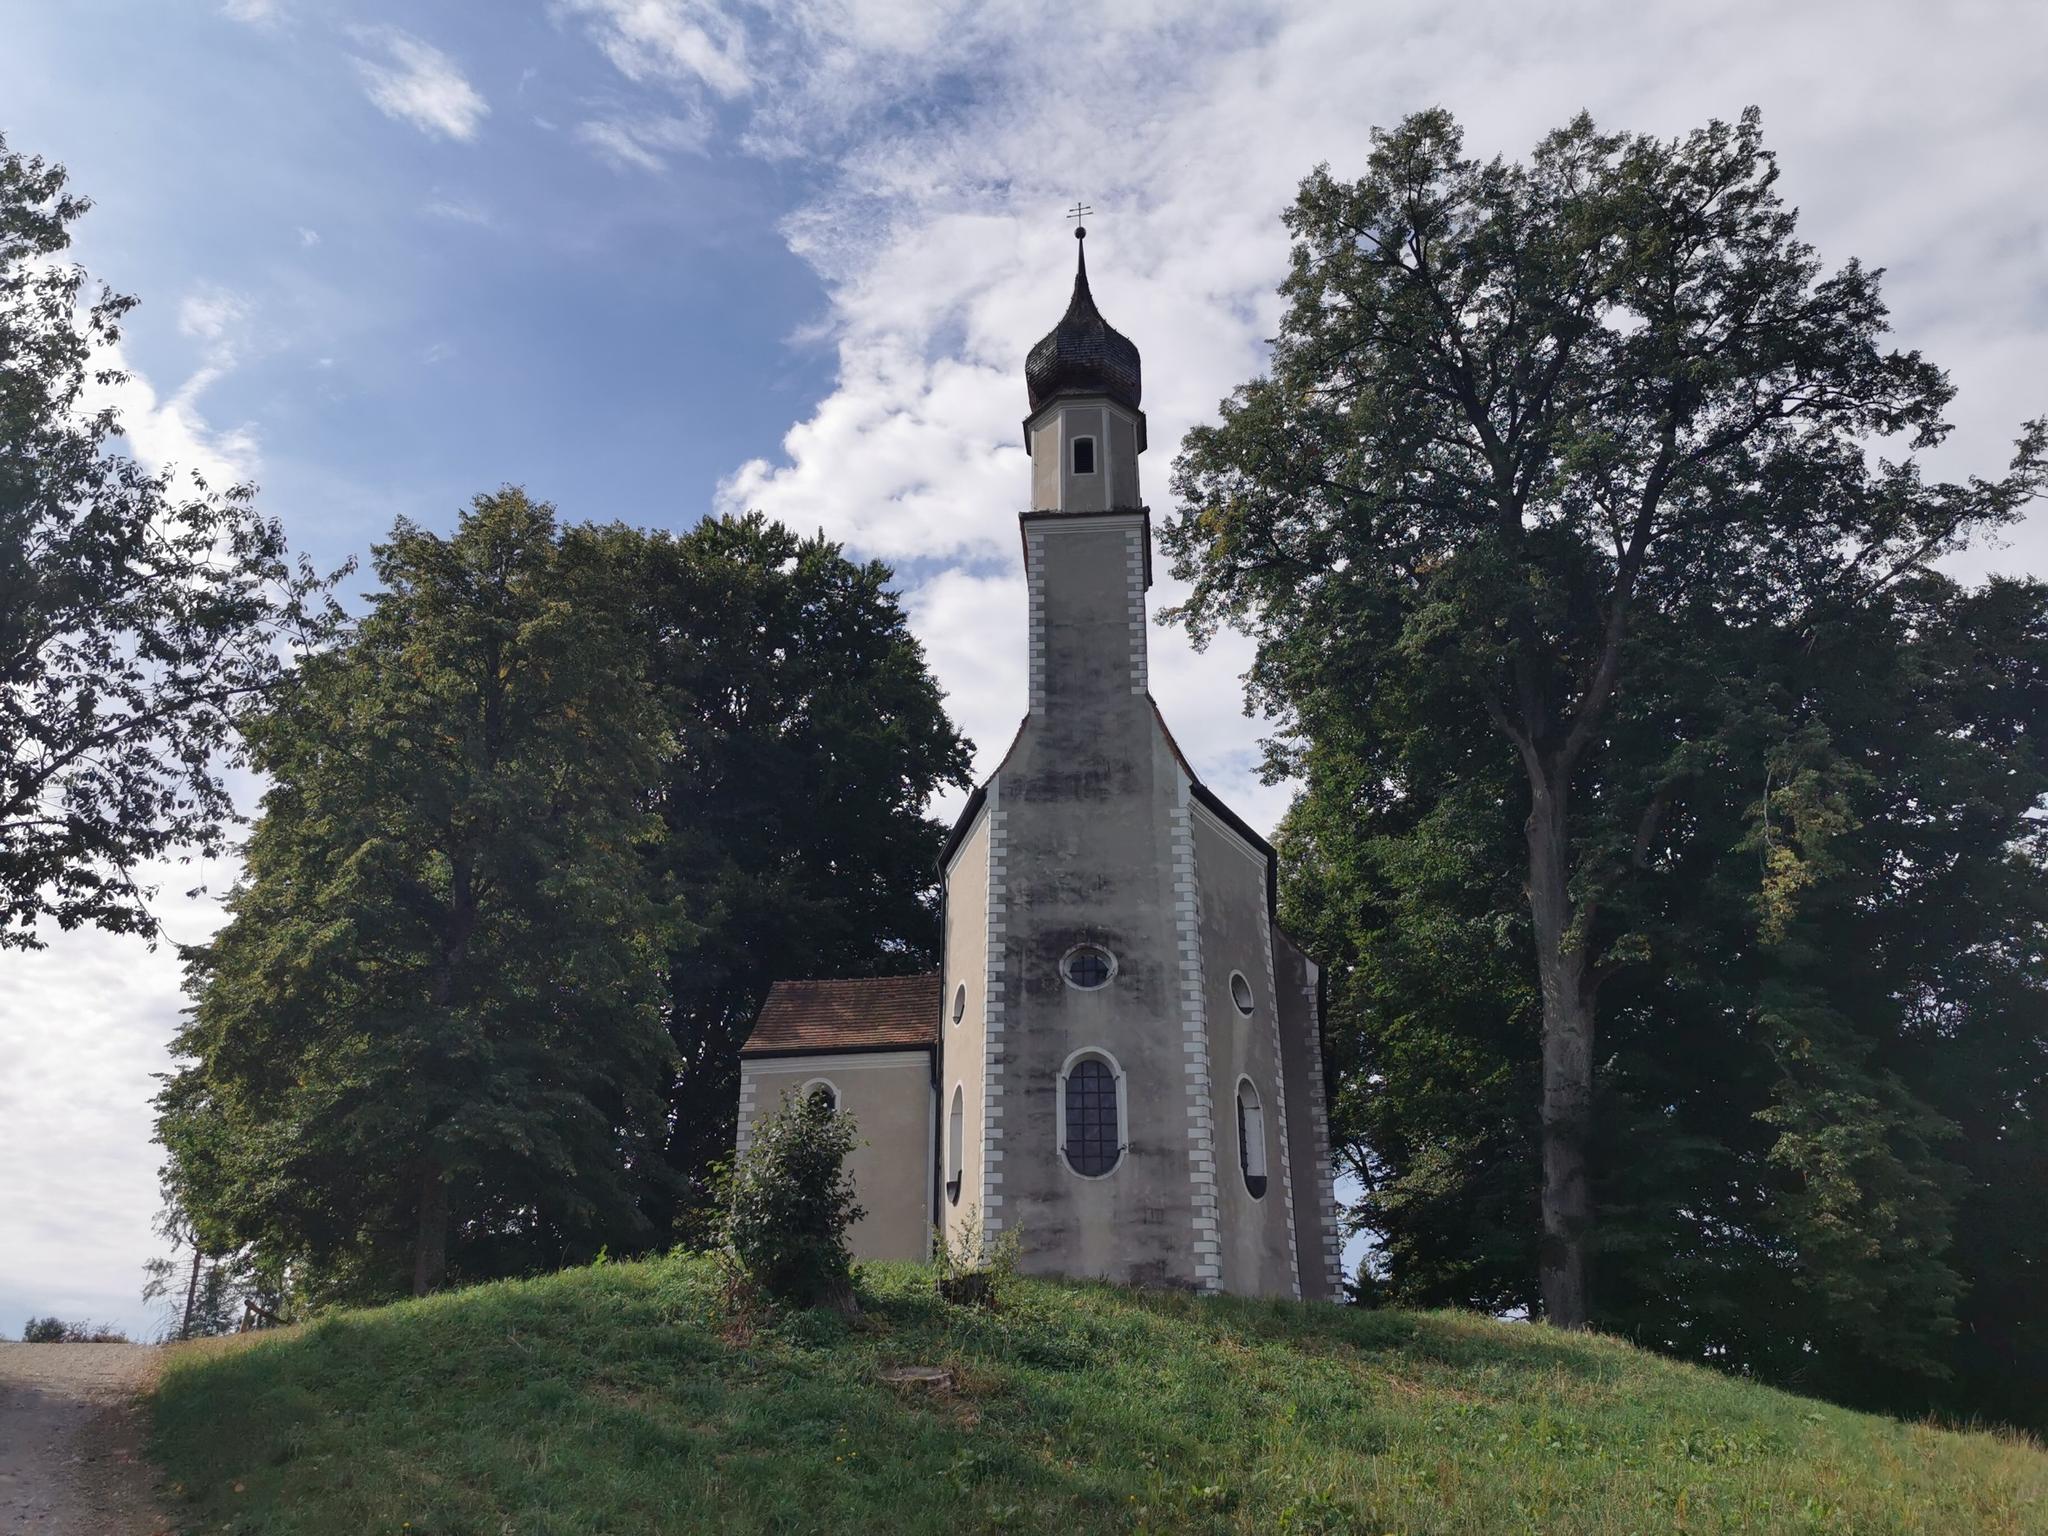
[[1025, 530, 1047, 713], [980, 776, 1010, 1235], [734, 1063, 759, 1160], [1170, 772, 1223, 1292], [1301, 962, 1346, 1297], [1124, 524, 1148, 695], [1257, 914, 1303, 1299]]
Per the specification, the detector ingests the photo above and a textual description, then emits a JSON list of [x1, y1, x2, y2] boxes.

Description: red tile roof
[[741, 973, 941, 1057]]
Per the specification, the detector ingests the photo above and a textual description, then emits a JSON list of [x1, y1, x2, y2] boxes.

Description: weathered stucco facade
[[736, 228, 1343, 1299]]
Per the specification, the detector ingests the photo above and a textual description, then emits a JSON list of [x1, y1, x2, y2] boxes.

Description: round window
[[952, 982, 967, 1024], [1230, 971, 1255, 1016], [1062, 945, 1115, 990]]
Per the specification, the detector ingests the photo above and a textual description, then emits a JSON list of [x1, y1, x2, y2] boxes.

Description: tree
[[596, 514, 971, 1221], [1, 135, 331, 948], [159, 490, 675, 1300], [1163, 108, 2046, 1330], [725, 1087, 865, 1316]]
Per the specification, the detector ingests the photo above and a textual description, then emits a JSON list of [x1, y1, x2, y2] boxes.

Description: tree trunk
[[178, 1247, 202, 1341], [412, 1161, 449, 1296], [1525, 770, 1594, 1330]]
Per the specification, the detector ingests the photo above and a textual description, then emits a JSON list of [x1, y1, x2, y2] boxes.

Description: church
[[734, 226, 1344, 1301]]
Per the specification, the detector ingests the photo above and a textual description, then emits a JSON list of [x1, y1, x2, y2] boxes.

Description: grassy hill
[[149, 1255, 2045, 1535]]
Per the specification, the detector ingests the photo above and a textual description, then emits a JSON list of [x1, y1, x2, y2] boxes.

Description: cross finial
[[1067, 201, 1092, 224]]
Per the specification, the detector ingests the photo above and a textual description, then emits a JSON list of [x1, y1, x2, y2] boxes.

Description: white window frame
[[1229, 969, 1256, 1016], [1059, 942, 1119, 991], [1056, 1046, 1128, 1179], [952, 981, 967, 1026], [946, 1082, 966, 1205], [1236, 1075, 1268, 1197]]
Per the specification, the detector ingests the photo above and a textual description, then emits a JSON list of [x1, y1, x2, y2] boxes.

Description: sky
[[2, 0, 2044, 1340]]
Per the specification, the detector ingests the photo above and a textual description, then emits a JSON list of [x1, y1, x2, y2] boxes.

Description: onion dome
[[1025, 227, 1142, 415]]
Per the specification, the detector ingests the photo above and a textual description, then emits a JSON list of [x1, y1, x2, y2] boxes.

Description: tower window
[[946, 1084, 965, 1205], [1237, 1078, 1267, 1198], [1060, 1052, 1125, 1177], [1061, 944, 1116, 990], [1230, 971, 1255, 1016], [953, 982, 967, 1025], [1071, 435, 1097, 475]]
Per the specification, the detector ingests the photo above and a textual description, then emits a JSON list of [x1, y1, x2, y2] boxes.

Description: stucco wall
[[1193, 803, 1301, 1298], [940, 801, 991, 1253], [736, 1050, 933, 1262], [993, 512, 1207, 1288], [1275, 931, 1344, 1300], [1027, 397, 1142, 512]]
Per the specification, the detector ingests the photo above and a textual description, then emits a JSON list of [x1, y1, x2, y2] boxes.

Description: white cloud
[[422, 194, 494, 226], [176, 284, 248, 345], [296, 225, 320, 247], [349, 28, 489, 143], [554, 0, 750, 99], [220, 0, 280, 24], [574, 110, 711, 173]]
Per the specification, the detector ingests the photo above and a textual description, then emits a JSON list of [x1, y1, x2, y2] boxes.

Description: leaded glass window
[[1063, 945, 1114, 989], [1064, 1057, 1120, 1176]]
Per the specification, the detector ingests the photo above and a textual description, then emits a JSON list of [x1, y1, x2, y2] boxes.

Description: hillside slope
[[149, 1256, 2044, 1534]]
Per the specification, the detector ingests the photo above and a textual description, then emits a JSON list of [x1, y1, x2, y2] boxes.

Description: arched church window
[[1071, 435, 1097, 475], [1061, 944, 1116, 990], [1230, 971, 1255, 1016], [952, 982, 967, 1025], [801, 1079, 838, 1115], [946, 1084, 965, 1205], [1236, 1078, 1267, 1199], [1059, 1051, 1124, 1177]]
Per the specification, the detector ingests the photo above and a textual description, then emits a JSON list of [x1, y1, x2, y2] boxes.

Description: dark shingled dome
[[1025, 228, 1142, 415]]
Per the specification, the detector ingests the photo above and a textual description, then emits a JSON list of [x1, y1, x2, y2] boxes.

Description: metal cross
[[1067, 201, 1093, 223]]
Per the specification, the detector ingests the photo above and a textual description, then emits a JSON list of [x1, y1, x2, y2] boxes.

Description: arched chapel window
[[1071, 435, 1097, 475], [1237, 1078, 1267, 1199], [802, 1080, 838, 1115], [947, 1084, 965, 1205], [1060, 1052, 1124, 1177]]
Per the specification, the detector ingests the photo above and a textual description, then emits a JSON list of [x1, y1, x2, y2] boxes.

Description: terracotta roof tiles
[[741, 972, 941, 1057]]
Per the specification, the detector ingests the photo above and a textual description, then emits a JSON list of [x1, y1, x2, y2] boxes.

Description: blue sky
[[2, 0, 2044, 1338]]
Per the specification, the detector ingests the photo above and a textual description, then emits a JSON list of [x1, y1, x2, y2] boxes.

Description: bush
[[20, 1316, 127, 1342], [724, 1089, 864, 1315], [931, 1205, 1020, 1309]]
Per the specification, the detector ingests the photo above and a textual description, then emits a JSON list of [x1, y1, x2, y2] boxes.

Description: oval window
[[1230, 971, 1255, 1016], [1062, 945, 1115, 990], [952, 982, 967, 1025]]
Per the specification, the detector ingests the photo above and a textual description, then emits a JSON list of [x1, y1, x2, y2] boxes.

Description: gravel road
[[0, 1343, 167, 1534]]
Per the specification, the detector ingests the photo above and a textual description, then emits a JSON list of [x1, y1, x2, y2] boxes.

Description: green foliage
[[0, 135, 336, 947], [931, 1204, 1021, 1308], [19, 1316, 127, 1343], [147, 1254, 2048, 1534], [158, 490, 677, 1303], [1163, 105, 2048, 1421], [593, 514, 973, 1217], [724, 1089, 864, 1312]]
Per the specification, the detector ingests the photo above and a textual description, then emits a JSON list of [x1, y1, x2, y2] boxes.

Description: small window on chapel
[[1237, 1078, 1268, 1199], [804, 1081, 838, 1115], [952, 982, 967, 1025], [1230, 971, 1255, 1016], [1071, 435, 1097, 475], [1063, 1055, 1122, 1176], [1062, 945, 1115, 990]]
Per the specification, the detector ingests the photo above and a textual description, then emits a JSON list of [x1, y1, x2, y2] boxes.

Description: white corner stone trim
[[1258, 916, 1303, 1300], [1170, 775, 1222, 1293], [1124, 526, 1149, 696], [1025, 530, 1048, 713], [980, 776, 1010, 1235], [1301, 964, 1346, 1298], [734, 1063, 759, 1160]]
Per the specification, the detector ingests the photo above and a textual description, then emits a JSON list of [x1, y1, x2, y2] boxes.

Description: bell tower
[[1023, 225, 1149, 514]]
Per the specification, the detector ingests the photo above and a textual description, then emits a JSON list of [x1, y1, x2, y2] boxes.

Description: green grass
[[150, 1255, 2046, 1535]]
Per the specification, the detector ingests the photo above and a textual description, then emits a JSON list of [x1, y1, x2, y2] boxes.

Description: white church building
[[735, 228, 1345, 1301]]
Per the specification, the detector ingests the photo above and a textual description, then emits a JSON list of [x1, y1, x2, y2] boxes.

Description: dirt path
[[0, 1343, 167, 1535]]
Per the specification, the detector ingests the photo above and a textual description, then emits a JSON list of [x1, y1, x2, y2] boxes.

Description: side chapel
[[735, 226, 1344, 1300]]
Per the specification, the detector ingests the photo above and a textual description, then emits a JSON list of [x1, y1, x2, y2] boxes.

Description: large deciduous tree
[[2, 137, 331, 947], [1162, 108, 2045, 1332], [161, 491, 675, 1299]]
